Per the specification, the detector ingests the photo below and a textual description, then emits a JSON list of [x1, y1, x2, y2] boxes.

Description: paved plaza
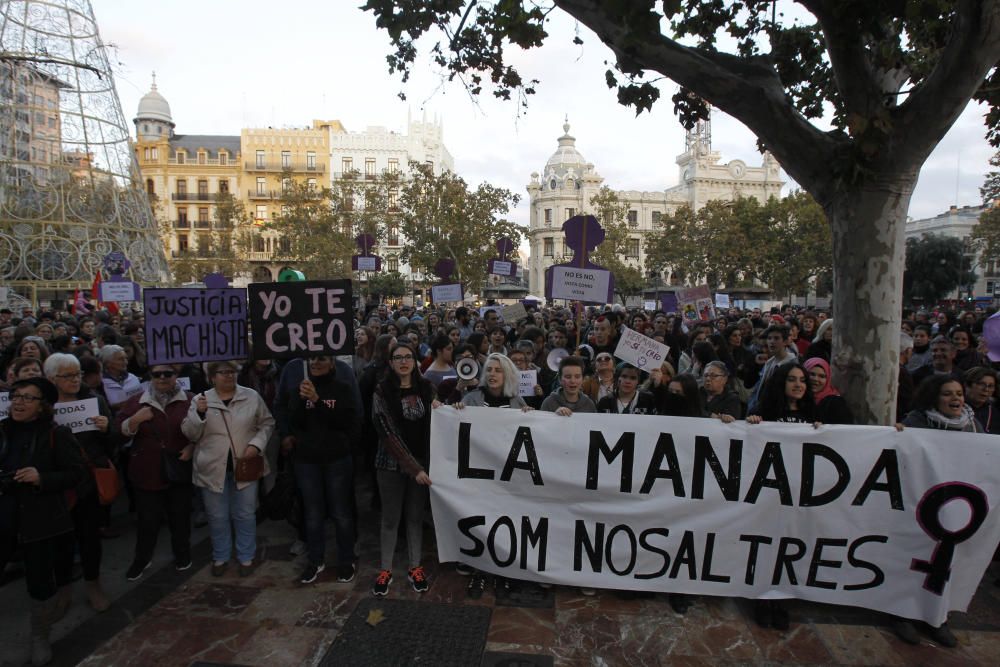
[[2, 495, 999, 667]]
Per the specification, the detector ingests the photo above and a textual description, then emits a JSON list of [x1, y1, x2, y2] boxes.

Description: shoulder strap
[[218, 408, 238, 460]]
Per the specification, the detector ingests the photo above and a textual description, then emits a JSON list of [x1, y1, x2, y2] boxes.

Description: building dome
[[544, 121, 587, 179], [135, 75, 173, 125]]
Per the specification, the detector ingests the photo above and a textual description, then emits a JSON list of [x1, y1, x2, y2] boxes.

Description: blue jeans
[[202, 472, 258, 564], [294, 457, 356, 567]]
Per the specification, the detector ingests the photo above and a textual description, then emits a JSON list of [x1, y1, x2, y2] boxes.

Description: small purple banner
[[143, 288, 248, 365], [661, 293, 678, 313]]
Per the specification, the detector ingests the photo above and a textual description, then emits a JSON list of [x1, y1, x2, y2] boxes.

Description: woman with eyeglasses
[[99, 344, 142, 411], [114, 365, 194, 583], [963, 367, 1000, 434], [287, 355, 361, 586], [582, 353, 616, 403], [0, 377, 84, 665], [700, 361, 742, 422], [370, 341, 440, 597], [182, 361, 274, 579], [43, 353, 115, 613]]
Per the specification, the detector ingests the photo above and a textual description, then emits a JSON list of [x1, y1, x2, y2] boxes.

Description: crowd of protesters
[[0, 295, 997, 663]]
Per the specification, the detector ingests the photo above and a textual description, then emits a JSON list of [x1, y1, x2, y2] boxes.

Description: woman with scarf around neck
[[891, 374, 983, 649], [99, 344, 142, 410], [802, 358, 854, 424]]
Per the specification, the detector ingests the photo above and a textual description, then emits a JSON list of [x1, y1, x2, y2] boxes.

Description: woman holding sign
[[182, 362, 274, 578], [371, 341, 440, 597], [45, 353, 115, 613]]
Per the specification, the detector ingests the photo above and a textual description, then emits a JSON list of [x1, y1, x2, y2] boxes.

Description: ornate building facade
[[526, 119, 784, 298]]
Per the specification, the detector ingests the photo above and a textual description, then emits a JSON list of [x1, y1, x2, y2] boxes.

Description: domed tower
[[0, 0, 169, 303], [526, 120, 603, 297], [134, 74, 175, 141]]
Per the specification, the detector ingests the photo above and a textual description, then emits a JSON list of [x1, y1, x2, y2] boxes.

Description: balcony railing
[[171, 192, 219, 202], [167, 157, 233, 166], [174, 219, 189, 229], [247, 251, 274, 261], [245, 161, 325, 173], [248, 189, 280, 200]]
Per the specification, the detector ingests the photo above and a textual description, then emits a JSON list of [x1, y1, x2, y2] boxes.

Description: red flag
[[91, 271, 119, 315]]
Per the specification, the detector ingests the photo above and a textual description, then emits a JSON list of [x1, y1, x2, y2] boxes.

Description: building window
[[219, 179, 229, 195], [253, 236, 266, 252], [543, 238, 554, 257], [425, 160, 434, 172], [256, 150, 265, 168], [176, 179, 187, 196], [627, 238, 640, 258], [219, 152, 228, 165], [388, 158, 399, 174], [198, 207, 209, 226], [197, 152, 207, 165], [177, 208, 189, 227], [143, 147, 150, 160], [150, 147, 158, 160], [197, 179, 208, 197], [198, 234, 211, 257], [177, 234, 188, 253], [387, 256, 399, 272], [388, 188, 399, 212], [176, 151, 185, 164], [651, 211, 662, 227], [280, 205, 290, 218], [307, 178, 317, 192], [282, 177, 292, 193], [565, 208, 575, 221], [365, 158, 376, 178], [544, 208, 552, 226], [281, 150, 291, 168], [278, 237, 291, 253], [142, 124, 148, 134], [307, 151, 316, 169], [342, 157, 353, 174], [388, 226, 399, 245], [255, 205, 267, 221], [256, 177, 266, 196], [628, 210, 638, 226], [146, 178, 154, 195]]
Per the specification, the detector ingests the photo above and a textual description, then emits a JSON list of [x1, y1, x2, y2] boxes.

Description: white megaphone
[[546, 347, 569, 371], [456, 357, 480, 381]]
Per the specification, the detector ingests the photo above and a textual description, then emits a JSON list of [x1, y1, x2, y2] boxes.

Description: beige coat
[[181, 385, 275, 492]]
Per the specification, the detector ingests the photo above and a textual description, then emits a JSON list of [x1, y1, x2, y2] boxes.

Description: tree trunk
[[827, 176, 916, 425]]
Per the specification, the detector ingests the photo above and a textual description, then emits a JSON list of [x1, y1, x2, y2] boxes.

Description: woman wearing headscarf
[[802, 358, 854, 424], [0, 377, 84, 666]]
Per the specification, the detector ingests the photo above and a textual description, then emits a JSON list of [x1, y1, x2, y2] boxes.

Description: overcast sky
[[94, 0, 994, 232]]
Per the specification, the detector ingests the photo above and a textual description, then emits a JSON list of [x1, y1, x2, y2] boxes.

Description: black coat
[[703, 389, 743, 419], [596, 390, 658, 415], [289, 372, 361, 463], [0, 418, 84, 543]]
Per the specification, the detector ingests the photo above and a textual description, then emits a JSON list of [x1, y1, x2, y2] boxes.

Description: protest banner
[[144, 288, 248, 366], [614, 325, 671, 371], [501, 303, 528, 323], [430, 408, 1000, 625], [99, 280, 140, 303], [676, 284, 716, 320], [248, 279, 354, 360], [643, 300, 656, 311], [431, 283, 464, 304], [518, 369, 538, 397], [53, 399, 100, 433], [550, 266, 612, 304]]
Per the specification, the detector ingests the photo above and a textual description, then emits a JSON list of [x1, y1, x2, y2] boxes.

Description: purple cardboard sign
[[143, 288, 248, 365], [544, 215, 615, 303], [661, 293, 679, 313]]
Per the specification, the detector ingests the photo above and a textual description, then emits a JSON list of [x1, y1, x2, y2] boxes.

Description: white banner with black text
[[429, 407, 1000, 625]]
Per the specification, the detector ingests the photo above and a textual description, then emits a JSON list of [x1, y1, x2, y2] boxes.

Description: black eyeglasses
[[150, 370, 176, 379], [10, 393, 42, 403], [391, 355, 414, 362]]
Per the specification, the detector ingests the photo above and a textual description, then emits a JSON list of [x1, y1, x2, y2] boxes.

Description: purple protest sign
[[661, 293, 679, 313], [143, 288, 248, 365]]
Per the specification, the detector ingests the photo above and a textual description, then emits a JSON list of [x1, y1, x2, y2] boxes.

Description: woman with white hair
[[99, 345, 141, 410], [44, 353, 115, 612], [454, 353, 532, 598], [804, 318, 834, 363]]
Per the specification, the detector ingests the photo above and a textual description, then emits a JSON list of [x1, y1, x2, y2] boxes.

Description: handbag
[[220, 410, 264, 483], [160, 447, 193, 485], [91, 462, 122, 506]]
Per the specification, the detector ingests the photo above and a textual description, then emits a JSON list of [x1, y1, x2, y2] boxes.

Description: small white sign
[[518, 369, 538, 397], [431, 283, 464, 304], [490, 260, 512, 276], [357, 256, 378, 271], [53, 398, 100, 433], [643, 301, 656, 311], [715, 293, 731, 308], [613, 325, 671, 371], [501, 303, 528, 323], [0, 393, 8, 420], [550, 266, 611, 304], [100, 280, 139, 303]]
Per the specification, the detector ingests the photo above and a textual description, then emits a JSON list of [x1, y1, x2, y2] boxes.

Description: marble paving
[[67, 512, 1000, 667]]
